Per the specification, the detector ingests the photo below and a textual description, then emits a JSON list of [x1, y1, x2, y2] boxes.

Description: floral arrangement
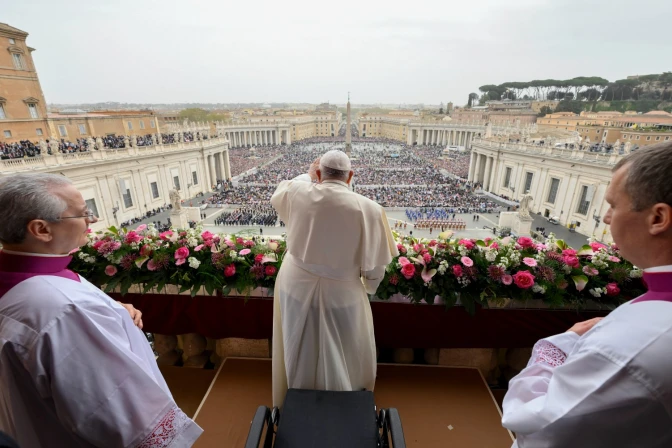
[[71, 224, 284, 297], [70, 224, 646, 312], [376, 232, 645, 313]]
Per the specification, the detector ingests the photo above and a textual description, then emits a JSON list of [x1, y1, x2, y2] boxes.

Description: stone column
[[219, 151, 227, 181], [468, 152, 476, 181], [223, 150, 231, 179], [488, 158, 498, 192], [213, 153, 222, 180], [483, 156, 493, 191], [473, 153, 482, 183], [208, 155, 217, 186]]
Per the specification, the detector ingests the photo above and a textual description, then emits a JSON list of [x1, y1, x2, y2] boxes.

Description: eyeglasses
[[59, 209, 96, 220]]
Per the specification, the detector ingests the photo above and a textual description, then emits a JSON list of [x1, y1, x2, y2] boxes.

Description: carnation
[[522, 257, 537, 267], [582, 266, 599, 276], [239, 248, 252, 256], [461, 256, 473, 267], [501, 274, 513, 285]]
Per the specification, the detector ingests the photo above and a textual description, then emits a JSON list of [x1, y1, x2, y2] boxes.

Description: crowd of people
[[213, 205, 281, 227], [0, 131, 210, 159], [206, 185, 275, 206], [229, 146, 283, 177]]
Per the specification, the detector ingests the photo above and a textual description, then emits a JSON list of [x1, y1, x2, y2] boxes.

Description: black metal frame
[[245, 404, 406, 448]]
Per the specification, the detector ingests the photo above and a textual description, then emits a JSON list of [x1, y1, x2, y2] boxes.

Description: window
[[3, 130, 11, 138], [28, 103, 38, 118], [0, 104, 5, 119], [12, 53, 23, 70], [127, 121, 133, 130], [150, 120, 155, 128], [9, 38, 15, 44], [503, 167, 512, 188], [192, 171, 198, 185], [622, 134, 627, 139], [78, 124, 86, 135], [646, 136, 651, 141], [58, 125, 67, 137], [36, 128, 43, 136], [524, 172, 533, 193], [173, 176, 181, 190], [139, 120, 145, 129], [666, 137, 670, 141], [636, 136, 640, 140], [120, 179, 133, 208], [85, 199, 99, 218], [576, 185, 591, 215], [656, 136, 660, 141], [547, 178, 560, 204], [150, 182, 160, 199]]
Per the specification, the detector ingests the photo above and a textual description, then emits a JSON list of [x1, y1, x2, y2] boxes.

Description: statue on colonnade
[[518, 193, 534, 220], [169, 188, 182, 211], [39, 139, 48, 154], [96, 136, 104, 150]]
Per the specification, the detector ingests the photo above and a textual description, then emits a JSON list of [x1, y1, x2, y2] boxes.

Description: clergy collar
[[321, 179, 350, 188], [641, 270, 672, 293], [0, 249, 73, 274]]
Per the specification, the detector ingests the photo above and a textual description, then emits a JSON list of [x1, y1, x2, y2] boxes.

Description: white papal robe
[[0, 274, 203, 447], [502, 266, 672, 447], [270, 175, 398, 407]]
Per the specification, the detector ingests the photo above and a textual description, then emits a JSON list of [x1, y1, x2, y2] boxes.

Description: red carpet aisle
[[191, 359, 514, 448]]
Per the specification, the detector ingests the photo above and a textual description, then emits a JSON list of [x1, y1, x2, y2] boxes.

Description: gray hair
[[319, 165, 350, 182], [613, 140, 672, 211], [0, 173, 73, 244]]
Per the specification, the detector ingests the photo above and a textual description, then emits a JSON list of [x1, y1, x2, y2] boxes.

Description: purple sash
[[0, 250, 80, 299]]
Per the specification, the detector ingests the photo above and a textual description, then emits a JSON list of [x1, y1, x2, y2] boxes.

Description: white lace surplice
[[0, 276, 202, 448]]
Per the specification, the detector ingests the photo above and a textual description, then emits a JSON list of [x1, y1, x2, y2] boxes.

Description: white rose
[[188, 257, 201, 269]]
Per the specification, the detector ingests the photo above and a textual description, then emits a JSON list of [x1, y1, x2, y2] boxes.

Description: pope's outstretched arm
[[36, 297, 202, 447]]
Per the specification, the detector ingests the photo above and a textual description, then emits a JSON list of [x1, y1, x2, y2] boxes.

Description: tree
[[537, 105, 554, 117], [554, 100, 584, 114], [439, 107, 444, 114], [178, 108, 230, 123], [467, 93, 479, 108]]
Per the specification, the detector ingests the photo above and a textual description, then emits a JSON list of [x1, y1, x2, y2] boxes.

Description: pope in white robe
[[270, 150, 398, 407]]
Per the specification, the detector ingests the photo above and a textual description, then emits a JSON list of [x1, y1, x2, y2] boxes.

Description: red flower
[[517, 237, 535, 249], [452, 264, 463, 277], [396, 244, 407, 254], [563, 255, 580, 268], [562, 248, 578, 257], [265, 265, 277, 276], [255, 254, 264, 263], [513, 270, 535, 289], [244, 240, 255, 248], [401, 263, 416, 279], [236, 237, 244, 245], [224, 264, 236, 277], [124, 231, 142, 244], [428, 240, 437, 247], [422, 253, 432, 264], [140, 244, 153, 257], [606, 282, 621, 296], [174, 246, 189, 260], [458, 239, 475, 250], [589, 242, 607, 252], [389, 274, 399, 285]]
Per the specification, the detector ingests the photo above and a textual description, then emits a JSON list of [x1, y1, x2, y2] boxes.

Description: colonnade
[[224, 129, 290, 148], [468, 151, 498, 191], [410, 128, 480, 148], [205, 150, 231, 185]]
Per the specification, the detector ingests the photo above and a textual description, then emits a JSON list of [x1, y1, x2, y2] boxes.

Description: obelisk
[[345, 92, 352, 157]]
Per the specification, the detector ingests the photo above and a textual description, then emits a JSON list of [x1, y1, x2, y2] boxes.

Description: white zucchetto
[[319, 150, 351, 171]]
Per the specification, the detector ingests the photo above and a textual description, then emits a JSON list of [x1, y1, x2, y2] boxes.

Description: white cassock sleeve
[[362, 265, 386, 295], [270, 173, 312, 224], [502, 332, 656, 447], [36, 301, 202, 447]]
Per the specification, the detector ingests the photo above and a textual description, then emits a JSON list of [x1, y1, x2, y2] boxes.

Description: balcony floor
[[164, 358, 514, 448]]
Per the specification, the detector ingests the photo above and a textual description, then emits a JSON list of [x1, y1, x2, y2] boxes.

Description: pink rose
[[224, 264, 236, 277], [398, 256, 411, 266], [201, 231, 214, 240], [513, 271, 535, 289], [244, 240, 255, 248], [563, 255, 580, 268], [135, 224, 147, 232], [458, 239, 475, 250], [413, 244, 423, 253], [490, 242, 499, 250], [562, 248, 578, 257], [522, 257, 537, 267], [104, 265, 117, 276], [422, 253, 432, 264], [174, 246, 189, 260], [265, 265, 277, 276], [452, 264, 463, 277], [396, 244, 407, 254], [517, 237, 535, 248], [194, 244, 204, 252], [582, 265, 598, 276], [461, 256, 473, 267], [125, 231, 142, 244], [401, 263, 416, 279], [502, 274, 513, 285], [147, 259, 157, 271], [225, 239, 235, 247], [159, 231, 173, 241], [239, 248, 251, 256], [590, 242, 606, 252], [428, 240, 438, 247], [255, 254, 265, 263], [535, 243, 548, 251], [606, 283, 621, 297]]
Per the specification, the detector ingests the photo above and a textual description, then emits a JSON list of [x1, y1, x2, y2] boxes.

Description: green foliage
[[178, 108, 230, 123], [537, 106, 554, 117], [554, 100, 584, 114]]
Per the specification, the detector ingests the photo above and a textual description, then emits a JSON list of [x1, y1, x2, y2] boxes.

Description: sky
[[4, 0, 671, 105]]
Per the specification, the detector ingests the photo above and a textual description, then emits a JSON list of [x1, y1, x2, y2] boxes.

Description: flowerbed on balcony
[[70, 224, 645, 313]]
